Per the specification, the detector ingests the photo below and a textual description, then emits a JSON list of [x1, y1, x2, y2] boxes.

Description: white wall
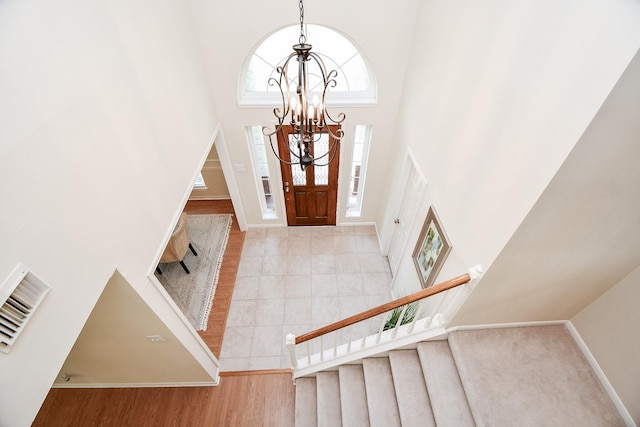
[[189, 0, 420, 227], [451, 48, 640, 325], [54, 271, 215, 386], [0, 1, 219, 425], [189, 144, 231, 200], [571, 266, 640, 424], [380, 0, 640, 298]]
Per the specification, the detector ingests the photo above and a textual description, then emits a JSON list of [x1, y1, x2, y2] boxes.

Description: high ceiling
[[188, 0, 422, 224], [190, 0, 640, 322]]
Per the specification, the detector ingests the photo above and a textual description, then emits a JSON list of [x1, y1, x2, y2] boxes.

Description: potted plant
[[383, 302, 419, 331]]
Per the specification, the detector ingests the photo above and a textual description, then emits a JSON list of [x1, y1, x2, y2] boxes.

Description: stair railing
[[286, 266, 482, 377]]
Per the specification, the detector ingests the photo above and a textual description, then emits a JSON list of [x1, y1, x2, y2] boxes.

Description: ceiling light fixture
[[262, 0, 345, 171]]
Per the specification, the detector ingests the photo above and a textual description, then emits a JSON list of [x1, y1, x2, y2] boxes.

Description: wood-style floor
[[185, 199, 244, 358], [34, 200, 295, 427], [34, 372, 295, 426]]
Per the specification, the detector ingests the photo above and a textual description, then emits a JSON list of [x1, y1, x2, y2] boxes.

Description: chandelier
[[262, 0, 345, 171]]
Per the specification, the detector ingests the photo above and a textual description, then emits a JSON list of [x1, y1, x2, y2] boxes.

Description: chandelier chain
[[298, 0, 306, 44]]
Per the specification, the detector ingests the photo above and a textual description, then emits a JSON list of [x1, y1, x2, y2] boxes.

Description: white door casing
[[387, 160, 426, 276]]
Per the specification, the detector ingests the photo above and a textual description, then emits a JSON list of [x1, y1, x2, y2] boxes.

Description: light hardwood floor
[[34, 372, 295, 426], [34, 200, 296, 426], [186, 199, 245, 358]]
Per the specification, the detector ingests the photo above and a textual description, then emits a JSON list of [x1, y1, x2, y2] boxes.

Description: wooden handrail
[[295, 273, 471, 345]]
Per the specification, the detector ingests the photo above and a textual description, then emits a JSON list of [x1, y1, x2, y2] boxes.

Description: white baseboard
[[337, 221, 377, 227], [247, 222, 286, 229], [52, 380, 220, 389], [188, 196, 232, 201], [447, 319, 566, 334], [565, 321, 636, 427], [247, 222, 379, 229]]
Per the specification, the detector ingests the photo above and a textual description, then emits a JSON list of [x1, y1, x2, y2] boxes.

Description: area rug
[[156, 214, 232, 331]]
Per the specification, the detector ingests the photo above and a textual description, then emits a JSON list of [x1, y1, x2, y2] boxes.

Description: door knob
[[284, 182, 290, 193]]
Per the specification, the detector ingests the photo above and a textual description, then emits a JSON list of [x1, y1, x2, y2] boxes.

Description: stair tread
[[362, 358, 402, 427], [316, 372, 342, 427], [338, 365, 370, 427], [295, 377, 317, 427], [417, 341, 475, 427], [388, 350, 436, 427]]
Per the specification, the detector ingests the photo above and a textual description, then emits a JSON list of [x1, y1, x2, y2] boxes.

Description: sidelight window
[[247, 126, 276, 216], [346, 125, 371, 216]]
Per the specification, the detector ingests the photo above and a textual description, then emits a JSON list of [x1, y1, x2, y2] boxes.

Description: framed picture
[[412, 206, 452, 288]]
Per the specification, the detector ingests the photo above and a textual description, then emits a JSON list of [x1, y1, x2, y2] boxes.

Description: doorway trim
[[384, 148, 427, 274], [213, 126, 248, 231], [276, 125, 341, 226]]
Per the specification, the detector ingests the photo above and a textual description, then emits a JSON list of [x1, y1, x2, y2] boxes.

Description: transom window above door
[[239, 24, 376, 106]]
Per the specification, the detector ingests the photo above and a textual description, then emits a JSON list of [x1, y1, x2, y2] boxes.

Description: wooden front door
[[277, 125, 340, 226]]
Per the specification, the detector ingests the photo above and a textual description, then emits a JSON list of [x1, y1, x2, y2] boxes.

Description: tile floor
[[219, 225, 393, 371]]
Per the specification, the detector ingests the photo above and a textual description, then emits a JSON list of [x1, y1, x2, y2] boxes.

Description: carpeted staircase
[[294, 325, 625, 427]]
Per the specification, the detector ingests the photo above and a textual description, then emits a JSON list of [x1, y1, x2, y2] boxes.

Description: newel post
[[286, 333, 298, 369]]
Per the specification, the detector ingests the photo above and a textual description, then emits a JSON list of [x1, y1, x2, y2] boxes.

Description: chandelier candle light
[[262, 0, 345, 171]]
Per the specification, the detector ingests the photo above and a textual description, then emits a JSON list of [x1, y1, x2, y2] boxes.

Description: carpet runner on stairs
[[388, 350, 436, 427], [294, 325, 625, 427], [417, 341, 474, 426], [338, 365, 369, 426]]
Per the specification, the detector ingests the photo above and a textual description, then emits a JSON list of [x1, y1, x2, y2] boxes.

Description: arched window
[[240, 25, 376, 105]]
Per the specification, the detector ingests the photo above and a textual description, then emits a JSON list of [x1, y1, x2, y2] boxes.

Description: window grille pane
[[243, 25, 373, 97], [248, 126, 276, 214], [255, 144, 268, 163], [314, 134, 330, 185], [266, 196, 275, 210], [347, 125, 371, 215], [288, 135, 307, 185], [262, 178, 271, 195], [291, 163, 306, 186]]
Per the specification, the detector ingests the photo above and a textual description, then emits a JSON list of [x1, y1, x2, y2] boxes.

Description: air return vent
[[0, 264, 50, 354]]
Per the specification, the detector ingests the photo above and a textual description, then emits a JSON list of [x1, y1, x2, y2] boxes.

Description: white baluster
[[432, 313, 444, 327], [427, 292, 447, 328], [408, 300, 425, 333], [362, 319, 370, 349], [376, 312, 388, 343], [392, 305, 409, 338]]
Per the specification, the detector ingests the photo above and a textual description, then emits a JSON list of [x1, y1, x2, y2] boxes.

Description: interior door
[[387, 162, 425, 276], [277, 125, 340, 226]]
